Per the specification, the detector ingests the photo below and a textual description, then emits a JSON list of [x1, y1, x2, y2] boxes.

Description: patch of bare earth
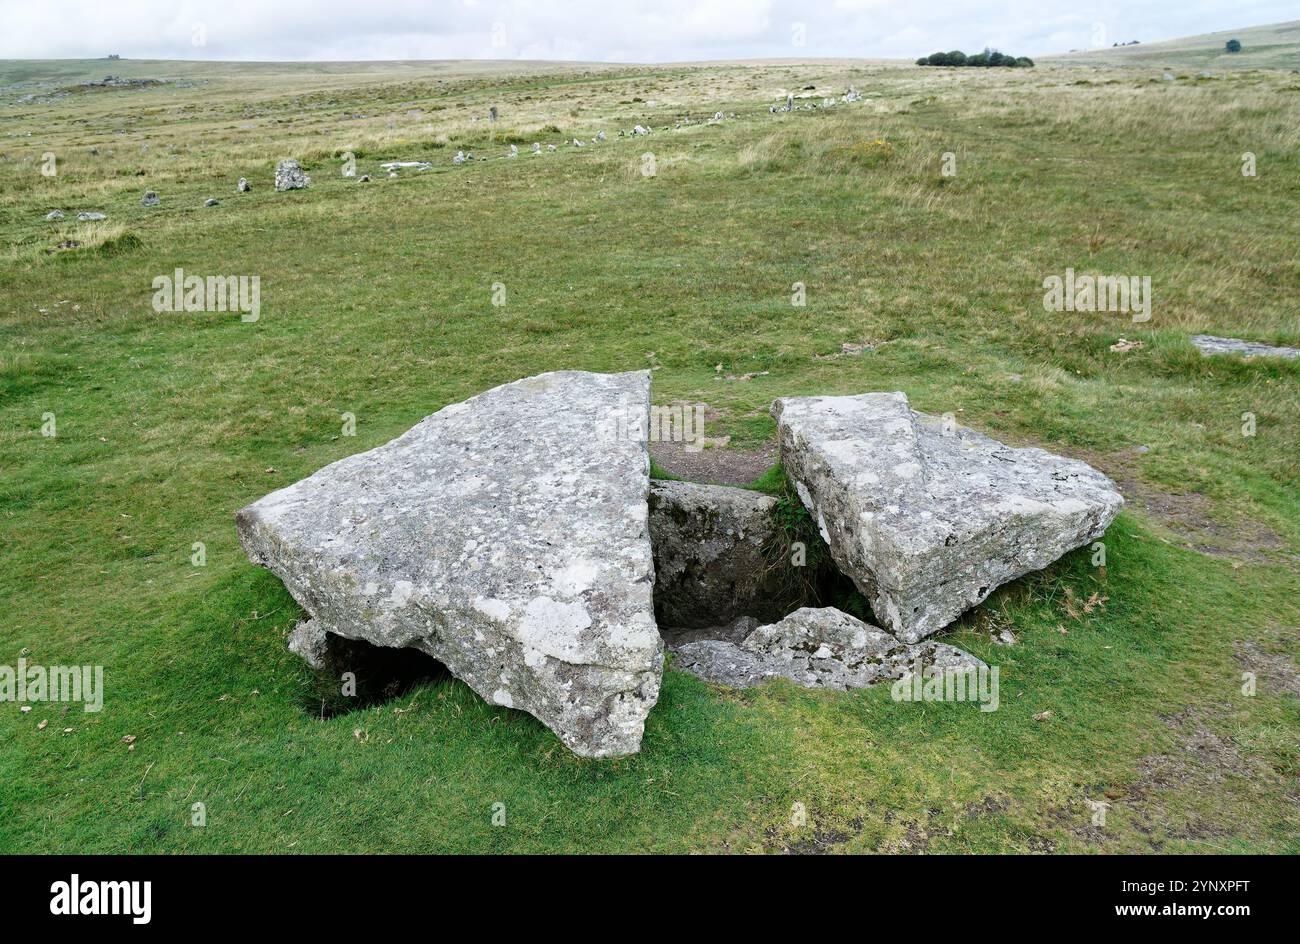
[[1064, 447, 1291, 564], [649, 401, 777, 485], [766, 817, 863, 855], [1235, 630, 1300, 699], [761, 795, 1051, 854], [1064, 705, 1275, 850], [651, 440, 777, 485]]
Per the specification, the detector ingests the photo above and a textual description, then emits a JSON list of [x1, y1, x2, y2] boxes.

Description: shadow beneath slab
[[298, 635, 450, 719]]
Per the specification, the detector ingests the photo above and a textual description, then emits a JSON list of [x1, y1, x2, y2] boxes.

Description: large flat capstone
[[772, 392, 1123, 642], [237, 370, 662, 758]]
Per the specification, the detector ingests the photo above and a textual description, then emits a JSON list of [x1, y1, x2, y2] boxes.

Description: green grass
[[1045, 18, 1300, 70], [1, 53, 1298, 853]]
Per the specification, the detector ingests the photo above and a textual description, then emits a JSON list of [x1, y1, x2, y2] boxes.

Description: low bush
[[917, 48, 1033, 67]]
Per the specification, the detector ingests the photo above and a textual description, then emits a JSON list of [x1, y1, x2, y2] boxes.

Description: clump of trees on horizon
[[916, 48, 1034, 68]]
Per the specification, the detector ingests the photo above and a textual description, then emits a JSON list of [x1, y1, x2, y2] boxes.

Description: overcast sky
[[1, 1, 1294, 62]]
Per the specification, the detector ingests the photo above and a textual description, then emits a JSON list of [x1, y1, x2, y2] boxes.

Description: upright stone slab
[[772, 392, 1123, 642], [274, 159, 310, 191], [647, 480, 787, 628], [237, 370, 663, 757]]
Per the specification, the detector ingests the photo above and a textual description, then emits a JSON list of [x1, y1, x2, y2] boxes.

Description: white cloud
[[0, 0, 1293, 61]]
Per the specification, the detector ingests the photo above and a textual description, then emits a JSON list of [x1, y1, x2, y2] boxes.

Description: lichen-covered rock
[[648, 480, 789, 627], [141, 190, 160, 207], [671, 607, 982, 690], [1190, 335, 1299, 359], [772, 392, 1123, 642], [287, 618, 332, 670], [237, 370, 663, 757], [274, 159, 310, 191], [661, 615, 759, 649]]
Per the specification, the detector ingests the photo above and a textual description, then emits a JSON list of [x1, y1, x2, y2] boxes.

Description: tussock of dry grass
[[4, 219, 139, 264]]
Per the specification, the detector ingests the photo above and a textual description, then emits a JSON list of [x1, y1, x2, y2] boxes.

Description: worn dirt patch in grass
[[651, 440, 777, 485], [1066, 447, 1291, 564], [767, 816, 863, 855], [760, 794, 1046, 855], [1133, 706, 1262, 792], [1235, 630, 1300, 699], [1065, 705, 1276, 850], [648, 400, 777, 486], [1123, 706, 1262, 845], [1123, 481, 1288, 563]]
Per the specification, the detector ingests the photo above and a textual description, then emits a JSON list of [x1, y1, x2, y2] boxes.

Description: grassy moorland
[[1046, 19, 1300, 70], [1, 51, 1297, 853]]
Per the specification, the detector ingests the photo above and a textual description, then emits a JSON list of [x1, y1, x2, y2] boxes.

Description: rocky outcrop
[[237, 370, 662, 758], [671, 607, 983, 690], [648, 480, 790, 628], [772, 392, 1123, 642]]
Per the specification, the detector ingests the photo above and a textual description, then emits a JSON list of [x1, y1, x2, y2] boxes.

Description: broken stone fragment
[[274, 159, 309, 191], [661, 615, 758, 649], [772, 392, 1123, 642], [288, 618, 332, 670], [671, 607, 983, 690], [648, 480, 792, 628], [237, 370, 663, 757]]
